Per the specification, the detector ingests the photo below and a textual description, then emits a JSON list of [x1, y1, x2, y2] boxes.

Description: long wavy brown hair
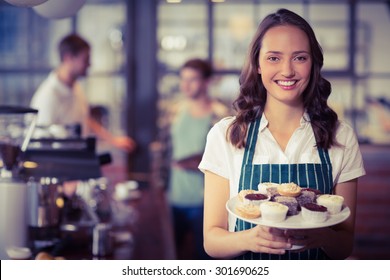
[[228, 8, 338, 149]]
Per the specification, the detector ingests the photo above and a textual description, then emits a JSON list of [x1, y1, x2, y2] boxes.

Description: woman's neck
[[264, 101, 304, 151]]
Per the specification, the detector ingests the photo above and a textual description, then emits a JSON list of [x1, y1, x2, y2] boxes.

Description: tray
[[226, 196, 350, 229]]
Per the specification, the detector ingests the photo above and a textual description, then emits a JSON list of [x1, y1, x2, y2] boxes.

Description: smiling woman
[[199, 8, 366, 260]]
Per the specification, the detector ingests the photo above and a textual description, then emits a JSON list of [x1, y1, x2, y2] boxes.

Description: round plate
[[226, 196, 350, 229]]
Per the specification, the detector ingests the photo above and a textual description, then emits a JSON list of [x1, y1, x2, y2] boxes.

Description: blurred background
[[0, 0, 389, 260]]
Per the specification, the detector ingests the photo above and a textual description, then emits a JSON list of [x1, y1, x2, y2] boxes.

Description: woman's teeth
[[277, 80, 296, 86]]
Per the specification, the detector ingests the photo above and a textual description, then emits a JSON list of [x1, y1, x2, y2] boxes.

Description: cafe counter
[[37, 187, 176, 260]]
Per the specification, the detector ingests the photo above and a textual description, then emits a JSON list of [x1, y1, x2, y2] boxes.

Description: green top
[[168, 107, 212, 206]]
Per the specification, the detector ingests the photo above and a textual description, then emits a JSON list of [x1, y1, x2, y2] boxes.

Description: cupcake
[[301, 203, 328, 223], [300, 187, 322, 195], [257, 182, 279, 194], [296, 189, 317, 209], [236, 204, 261, 219], [260, 201, 288, 222], [238, 189, 255, 202], [316, 194, 344, 214], [277, 182, 302, 197], [274, 196, 299, 216], [244, 193, 269, 206]]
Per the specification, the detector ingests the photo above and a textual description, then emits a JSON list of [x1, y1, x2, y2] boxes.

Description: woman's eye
[[294, 56, 308, 62], [267, 56, 279, 62]]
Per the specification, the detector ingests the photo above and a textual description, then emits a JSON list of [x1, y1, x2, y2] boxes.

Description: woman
[[199, 9, 365, 260]]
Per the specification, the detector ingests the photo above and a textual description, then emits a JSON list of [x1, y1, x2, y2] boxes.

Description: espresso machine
[[22, 126, 111, 255], [0, 106, 37, 259]]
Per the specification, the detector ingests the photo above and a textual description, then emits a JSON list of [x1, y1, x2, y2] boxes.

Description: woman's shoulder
[[207, 116, 235, 139], [213, 116, 235, 129], [335, 120, 359, 146], [337, 120, 356, 134]]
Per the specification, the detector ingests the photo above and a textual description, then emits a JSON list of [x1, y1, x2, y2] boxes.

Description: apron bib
[[235, 118, 333, 260]]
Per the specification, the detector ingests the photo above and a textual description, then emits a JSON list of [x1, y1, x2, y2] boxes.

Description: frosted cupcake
[[296, 189, 317, 209], [235, 204, 261, 219], [257, 182, 279, 194], [238, 189, 256, 202], [301, 203, 328, 223], [316, 194, 344, 214], [274, 196, 299, 216], [244, 193, 269, 206], [277, 182, 302, 197], [260, 201, 288, 222]]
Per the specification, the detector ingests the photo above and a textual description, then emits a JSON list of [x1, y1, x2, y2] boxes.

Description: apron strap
[[238, 118, 261, 190], [318, 147, 331, 165], [317, 147, 334, 192], [242, 118, 261, 166]]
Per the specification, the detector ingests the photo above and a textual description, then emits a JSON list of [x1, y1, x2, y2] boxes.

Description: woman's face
[[258, 25, 312, 107]]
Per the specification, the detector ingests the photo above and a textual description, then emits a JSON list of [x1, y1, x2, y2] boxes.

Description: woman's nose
[[281, 61, 295, 77]]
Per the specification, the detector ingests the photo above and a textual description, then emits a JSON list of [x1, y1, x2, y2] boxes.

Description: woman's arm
[[322, 179, 358, 259], [286, 179, 358, 259], [203, 171, 290, 259]]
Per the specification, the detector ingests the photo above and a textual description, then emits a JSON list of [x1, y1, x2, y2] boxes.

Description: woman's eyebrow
[[265, 50, 310, 55]]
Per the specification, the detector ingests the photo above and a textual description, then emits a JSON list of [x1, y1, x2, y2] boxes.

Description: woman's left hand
[[284, 227, 332, 251]]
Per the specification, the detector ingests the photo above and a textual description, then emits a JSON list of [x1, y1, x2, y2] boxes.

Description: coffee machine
[[0, 106, 37, 259]]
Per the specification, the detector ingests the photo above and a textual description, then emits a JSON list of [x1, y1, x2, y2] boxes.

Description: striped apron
[[235, 118, 333, 260]]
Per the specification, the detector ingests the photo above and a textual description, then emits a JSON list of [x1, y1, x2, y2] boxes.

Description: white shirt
[[199, 113, 366, 200], [30, 71, 89, 136]]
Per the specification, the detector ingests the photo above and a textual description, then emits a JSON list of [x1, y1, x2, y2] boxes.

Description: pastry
[[266, 187, 280, 201], [316, 194, 344, 214], [274, 196, 299, 216], [257, 182, 279, 194], [243, 193, 269, 206], [301, 203, 328, 223], [296, 189, 317, 208], [277, 182, 302, 197], [260, 201, 288, 222], [300, 187, 322, 195], [235, 203, 261, 219], [238, 189, 256, 202]]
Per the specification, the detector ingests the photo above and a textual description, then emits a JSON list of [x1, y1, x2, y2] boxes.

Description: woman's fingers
[[250, 226, 292, 254]]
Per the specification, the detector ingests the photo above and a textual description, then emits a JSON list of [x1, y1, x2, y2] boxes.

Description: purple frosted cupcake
[[274, 196, 299, 216], [296, 189, 316, 209]]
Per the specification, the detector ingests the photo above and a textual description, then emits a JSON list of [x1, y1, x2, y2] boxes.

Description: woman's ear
[[257, 66, 261, 75]]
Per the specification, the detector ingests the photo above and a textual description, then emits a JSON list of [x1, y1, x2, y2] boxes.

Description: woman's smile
[[276, 79, 299, 89]]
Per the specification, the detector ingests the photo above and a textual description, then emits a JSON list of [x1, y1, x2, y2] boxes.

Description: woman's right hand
[[244, 225, 291, 255]]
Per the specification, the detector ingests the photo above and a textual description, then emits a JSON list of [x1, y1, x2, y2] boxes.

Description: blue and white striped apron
[[235, 117, 333, 260]]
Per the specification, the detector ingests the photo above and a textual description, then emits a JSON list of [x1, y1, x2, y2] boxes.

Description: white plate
[[226, 196, 350, 229]]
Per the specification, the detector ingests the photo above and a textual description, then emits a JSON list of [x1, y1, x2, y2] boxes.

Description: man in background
[[30, 33, 135, 152]]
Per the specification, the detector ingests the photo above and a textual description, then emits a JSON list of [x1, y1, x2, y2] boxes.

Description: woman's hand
[[204, 171, 293, 258], [244, 225, 291, 255], [284, 227, 331, 251]]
